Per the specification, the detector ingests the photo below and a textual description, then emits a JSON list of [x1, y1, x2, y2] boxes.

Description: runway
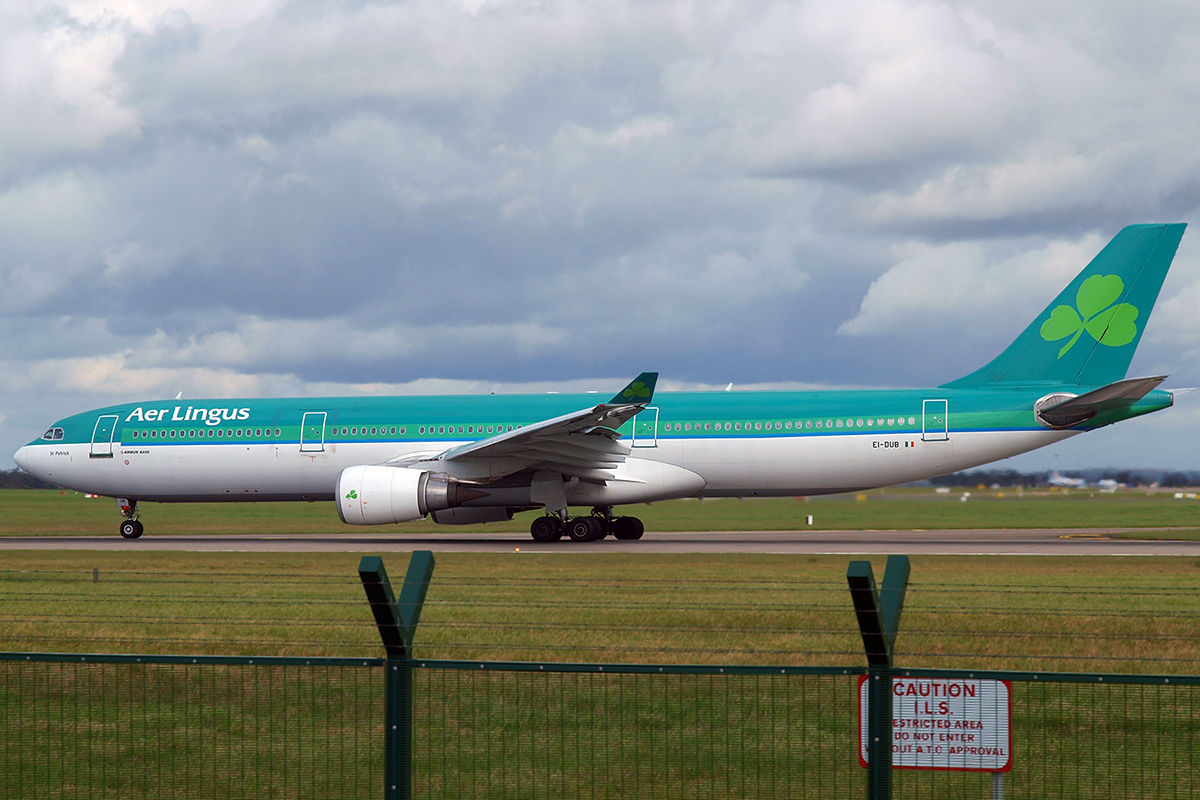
[[1, 528, 1197, 555]]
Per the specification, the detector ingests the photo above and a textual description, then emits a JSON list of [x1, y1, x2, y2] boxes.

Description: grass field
[[3, 486, 1199, 537], [3, 490, 1199, 798], [2, 550, 1198, 674]]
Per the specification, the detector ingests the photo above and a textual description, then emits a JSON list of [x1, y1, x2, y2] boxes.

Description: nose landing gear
[[117, 498, 144, 539]]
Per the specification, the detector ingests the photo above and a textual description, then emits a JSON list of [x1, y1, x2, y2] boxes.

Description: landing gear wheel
[[567, 516, 603, 542], [530, 516, 563, 542], [612, 517, 644, 540], [119, 520, 144, 539]]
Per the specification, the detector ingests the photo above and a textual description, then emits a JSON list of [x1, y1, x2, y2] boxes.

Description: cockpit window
[[41, 428, 64, 441]]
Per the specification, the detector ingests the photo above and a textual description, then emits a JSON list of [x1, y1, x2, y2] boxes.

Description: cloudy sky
[[4, 0, 1200, 471]]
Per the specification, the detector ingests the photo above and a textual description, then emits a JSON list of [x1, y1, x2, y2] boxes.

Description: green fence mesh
[[412, 663, 864, 800], [0, 656, 383, 800]]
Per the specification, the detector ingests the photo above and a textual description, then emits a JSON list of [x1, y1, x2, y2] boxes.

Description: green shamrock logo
[[622, 381, 651, 399], [1040, 274, 1139, 358], [345, 490, 358, 500]]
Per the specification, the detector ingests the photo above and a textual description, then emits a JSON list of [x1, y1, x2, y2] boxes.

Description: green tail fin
[[942, 223, 1186, 388]]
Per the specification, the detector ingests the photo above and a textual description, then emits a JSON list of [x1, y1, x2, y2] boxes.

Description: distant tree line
[[926, 468, 1199, 488], [0, 470, 56, 490]]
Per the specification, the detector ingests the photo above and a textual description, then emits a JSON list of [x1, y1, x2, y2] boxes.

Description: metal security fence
[[3, 553, 1200, 800], [411, 662, 863, 800], [0, 653, 383, 800]]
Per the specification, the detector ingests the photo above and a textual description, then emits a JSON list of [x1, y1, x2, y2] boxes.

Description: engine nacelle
[[336, 465, 483, 525]]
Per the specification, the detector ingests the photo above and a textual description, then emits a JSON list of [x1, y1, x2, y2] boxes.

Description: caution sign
[[858, 677, 1012, 772]]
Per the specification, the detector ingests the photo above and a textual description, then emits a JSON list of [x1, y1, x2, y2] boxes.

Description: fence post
[[359, 552, 435, 800], [847, 555, 910, 800]]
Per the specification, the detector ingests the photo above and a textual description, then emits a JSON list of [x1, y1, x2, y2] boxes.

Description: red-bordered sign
[[858, 676, 1013, 772]]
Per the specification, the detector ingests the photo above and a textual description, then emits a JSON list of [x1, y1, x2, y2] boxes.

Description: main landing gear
[[528, 508, 645, 543], [117, 498, 144, 539]]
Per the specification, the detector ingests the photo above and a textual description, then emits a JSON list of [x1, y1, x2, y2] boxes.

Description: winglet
[[609, 372, 658, 405]]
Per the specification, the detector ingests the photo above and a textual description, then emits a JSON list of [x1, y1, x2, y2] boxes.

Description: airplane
[[1047, 457, 1087, 488], [13, 223, 1186, 542]]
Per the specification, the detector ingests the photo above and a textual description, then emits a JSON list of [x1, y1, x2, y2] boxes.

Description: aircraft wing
[[402, 372, 657, 483]]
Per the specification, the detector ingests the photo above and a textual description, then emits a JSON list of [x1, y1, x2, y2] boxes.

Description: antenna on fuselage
[[174, 391, 183, 400]]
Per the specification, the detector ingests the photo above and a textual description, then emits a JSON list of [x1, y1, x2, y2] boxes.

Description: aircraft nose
[[13, 446, 30, 472]]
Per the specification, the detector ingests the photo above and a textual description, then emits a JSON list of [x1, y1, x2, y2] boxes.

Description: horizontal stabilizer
[[1038, 376, 1167, 428]]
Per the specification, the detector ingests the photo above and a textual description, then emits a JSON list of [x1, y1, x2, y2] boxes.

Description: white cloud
[[837, 233, 1106, 337], [0, 5, 139, 179]]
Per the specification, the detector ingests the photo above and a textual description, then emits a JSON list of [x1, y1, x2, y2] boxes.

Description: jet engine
[[336, 465, 484, 525]]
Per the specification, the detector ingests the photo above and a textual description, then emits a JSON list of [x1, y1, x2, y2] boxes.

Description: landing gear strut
[[117, 498, 144, 539], [527, 507, 645, 543]]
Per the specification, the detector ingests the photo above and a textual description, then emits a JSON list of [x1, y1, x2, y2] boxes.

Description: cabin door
[[90, 415, 119, 458], [631, 407, 659, 448], [300, 412, 327, 452], [922, 399, 948, 442]]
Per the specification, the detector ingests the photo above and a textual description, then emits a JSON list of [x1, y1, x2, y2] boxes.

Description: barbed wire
[[6, 570, 1198, 594]]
